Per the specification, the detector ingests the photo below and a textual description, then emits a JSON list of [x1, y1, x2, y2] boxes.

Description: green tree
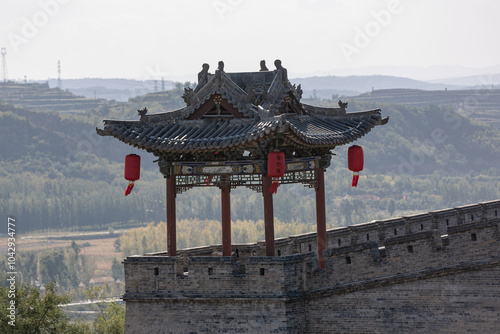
[[17, 251, 38, 285], [85, 286, 125, 334], [340, 199, 353, 225], [70, 240, 81, 261], [39, 249, 75, 288], [387, 199, 396, 216], [0, 283, 90, 334], [114, 237, 121, 252], [111, 258, 124, 281]]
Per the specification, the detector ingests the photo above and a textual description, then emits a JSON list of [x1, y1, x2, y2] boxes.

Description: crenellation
[[347, 222, 377, 246], [430, 207, 459, 234], [456, 203, 484, 224], [326, 227, 350, 249], [404, 212, 433, 234], [276, 236, 300, 256], [123, 200, 500, 333], [381, 217, 407, 239], [480, 199, 500, 220]]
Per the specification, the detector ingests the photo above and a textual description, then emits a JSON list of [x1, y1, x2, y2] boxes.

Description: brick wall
[[123, 199, 500, 333]]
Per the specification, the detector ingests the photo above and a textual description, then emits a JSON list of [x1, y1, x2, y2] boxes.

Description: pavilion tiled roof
[[98, 110, 383, 153], [97, 60, 387, 157]]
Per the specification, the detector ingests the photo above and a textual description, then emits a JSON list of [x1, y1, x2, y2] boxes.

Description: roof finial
[[338, 100, 348, 110], [218, 61, 224, 72], [260, 60, 269, 71], [274, 59, 288, 83], [138, 107, 148, 122], [198, 63, 210, 83]]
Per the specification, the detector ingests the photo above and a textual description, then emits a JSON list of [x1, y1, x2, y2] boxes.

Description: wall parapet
[[124, 200, 500, 301]]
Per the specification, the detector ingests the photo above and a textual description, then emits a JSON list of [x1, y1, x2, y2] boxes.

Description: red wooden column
[[221, 183, 231, 256], [316, 168, 327, 269], [166, 175, 177, 256], [262, 175, 275, 256]]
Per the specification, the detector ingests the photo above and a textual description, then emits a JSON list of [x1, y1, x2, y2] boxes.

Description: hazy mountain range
[[34, 66, 500, 102], [291, 64, 500, 83]]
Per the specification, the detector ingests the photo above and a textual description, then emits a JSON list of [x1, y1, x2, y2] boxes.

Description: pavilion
[[97, 60, 387, 268]]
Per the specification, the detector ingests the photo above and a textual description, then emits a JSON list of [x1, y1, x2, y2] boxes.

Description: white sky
[[0, 0, 498, 81]]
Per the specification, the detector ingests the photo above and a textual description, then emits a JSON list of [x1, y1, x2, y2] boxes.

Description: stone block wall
[[305, 266, 500, 333], [123, 200, 500, 333]]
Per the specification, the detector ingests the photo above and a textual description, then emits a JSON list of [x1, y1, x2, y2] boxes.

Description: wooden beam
[[316, 168, 327, 269], [166, 175, 177, 256], [186, 97, 215, 120], [221, 183, 231, 256], [220, 99, 246, 118], [262, 176, 275, 256], [187, 95, 246, 120]]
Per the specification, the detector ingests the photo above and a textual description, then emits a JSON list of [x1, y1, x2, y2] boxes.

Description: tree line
[[0, 241, 96, 292], [2, 93, 500, 234]]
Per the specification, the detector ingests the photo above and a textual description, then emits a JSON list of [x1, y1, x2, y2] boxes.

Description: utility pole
[[57, 60, 62, 89], [1, 47, 7, 82]]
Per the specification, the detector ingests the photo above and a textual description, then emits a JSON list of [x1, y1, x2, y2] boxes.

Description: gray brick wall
[[123, 200, 500, 333]]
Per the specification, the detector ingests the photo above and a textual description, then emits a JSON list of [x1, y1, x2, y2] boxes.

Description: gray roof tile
[[97, 62, 387, 155]]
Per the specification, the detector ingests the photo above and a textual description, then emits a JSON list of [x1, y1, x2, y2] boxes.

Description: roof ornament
[[138, 107, 148, 121], [182, 87, 194, 106], [274, 59, 289, 83], [294, 84, 303, 99], [218, 61, 224, 72], [195, 63, 210, 93], [338, 100, 348, 110], [198, 63, 210, 83], [260, 60, 269, 71], [214, 61, 225, 84]]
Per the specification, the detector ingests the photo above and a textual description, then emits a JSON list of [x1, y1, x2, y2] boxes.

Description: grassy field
[[1, 230, 125, 284]]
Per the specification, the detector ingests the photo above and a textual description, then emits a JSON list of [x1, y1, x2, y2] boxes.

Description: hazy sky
[[0, 0, 498, 81]]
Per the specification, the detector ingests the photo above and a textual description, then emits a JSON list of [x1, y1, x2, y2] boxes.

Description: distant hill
[[0, 102, 146, 170], [2, 88, 500, 232], [127, 89, 187, 112], [46, 78, 177, 102], [350, 88, 500, 129], [0, 102, 161, 232], [429, 73, 500, 87], [0, 82, 108, 112], [291, 75, 462, 99], [30, 74, 478, 102], [294, 64, 500, 82]]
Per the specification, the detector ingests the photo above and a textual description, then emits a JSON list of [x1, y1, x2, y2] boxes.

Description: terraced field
[[353, 88, 500, 129], [0, 82, 108, 112]]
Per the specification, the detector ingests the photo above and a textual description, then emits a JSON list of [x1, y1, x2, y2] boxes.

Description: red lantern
[[124, 154, 141, 196], [348, 145, 363, 187], [268, 151, 285, 193]]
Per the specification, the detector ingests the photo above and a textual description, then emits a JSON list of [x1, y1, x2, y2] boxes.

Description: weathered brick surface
[[125, 300, 292, 333], [305, 267, 500, 333], [123, 200, 500, 333]]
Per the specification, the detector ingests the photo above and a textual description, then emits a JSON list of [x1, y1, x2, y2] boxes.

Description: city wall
[[123, 200, 500, 333]]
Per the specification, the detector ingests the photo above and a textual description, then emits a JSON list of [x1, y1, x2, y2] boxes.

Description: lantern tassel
[[270, 180, 280, 194], [351, 172, 359, 188], [124, 182, 135, 196]]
